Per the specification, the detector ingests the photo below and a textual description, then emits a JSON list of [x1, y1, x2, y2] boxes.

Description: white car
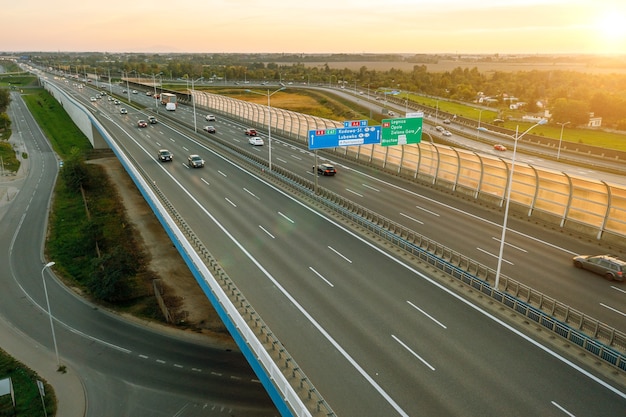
[[205, 114, 216, 121], [120, 107, 128, 114], [249, 137, 264, 146]]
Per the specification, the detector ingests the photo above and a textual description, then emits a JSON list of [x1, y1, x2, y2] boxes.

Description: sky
[[3, 0, 626, 55]]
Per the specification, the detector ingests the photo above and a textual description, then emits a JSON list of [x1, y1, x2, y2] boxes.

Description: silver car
[[573, 254, 625, 281]]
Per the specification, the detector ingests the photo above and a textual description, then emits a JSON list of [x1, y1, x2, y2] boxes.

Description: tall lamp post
[[476, 109, 484, 139], [41, 261, 60, 368], [494, 119, 547, 290], [246, 87, 286, 172], [152, 72, 163, 113], [190, 76, 204, 132], [557, 121, 570, 160]]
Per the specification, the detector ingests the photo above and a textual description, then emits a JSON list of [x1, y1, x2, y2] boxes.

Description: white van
[[165, 102, 176, 111]]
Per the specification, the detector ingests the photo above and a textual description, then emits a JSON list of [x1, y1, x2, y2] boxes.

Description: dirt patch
[[90, 157, 233, 345]]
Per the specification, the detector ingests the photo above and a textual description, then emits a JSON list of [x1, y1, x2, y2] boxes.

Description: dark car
[[245, 128, 257, 136], [573, 254, 625, 281], [314, 163, 337, 176], [187, 154, 205, 168], [157, 149, 173, 162], [203, 125, 216, 133], [137, 120, 148, 128]]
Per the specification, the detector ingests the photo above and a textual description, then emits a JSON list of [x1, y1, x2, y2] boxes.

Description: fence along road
[[193, 90, 626, 247]]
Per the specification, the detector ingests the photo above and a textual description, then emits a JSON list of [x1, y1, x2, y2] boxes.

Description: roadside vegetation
[[22, 88, 159, 315], [0, 349, 55, 417]]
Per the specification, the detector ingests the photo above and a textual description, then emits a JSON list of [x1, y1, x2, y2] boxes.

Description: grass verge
[[0, 348, 56, 416]]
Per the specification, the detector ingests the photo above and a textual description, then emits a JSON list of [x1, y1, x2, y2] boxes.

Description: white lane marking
[[276, 157, 288, 164], [309, 267, 334, 287], [476, 247, 514, 265], [156, 359, 166, 364], [290, 154, 303, 161], [278, 212, 294, 223], [328, 246, 352, 263], [399, 212, 424, 225], [551, 401, 576, 416], [600, 303, 626, 317], [415, 205, 440, 217], [610, 285, 626, 294], [224, 197, 237, 207], [362, 184, 380, 192], [125, 129, 626, 411], [218, 170, 227, 177], [139, 354, 149, 359], [392, 335, 435, 371], [406, 301, 447, 329], [259, 225, 275, 239], [243, 187, 259, 199], [343, 165, 577, 255], [491, 237, 527, 253], [174, 364, 183, 368], [346, 188, 364, 197], [201, 178, 210, 186]]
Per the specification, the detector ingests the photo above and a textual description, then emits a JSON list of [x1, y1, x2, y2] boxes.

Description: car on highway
[[114, 100, 121, 105], [314, 163, 337, 176], [148, 116, 157, 124], [120, 107, 128, 114], [443, 119, 451, 124], [90, 97, 96, 102], [573, 254, 625, 281], [248, 136, 264, 146], [203, 125, 216, 133], [442, 130, 452, 136], [146, 91, 152, 96], [187, 154, 205, 168], [157, 149, 173, 162], [132, 90, 138, 94], [205, 114, 216, 121], [245, 128, 257, 136], [137, 120, 148, 128], [494, 144, 507, 151]]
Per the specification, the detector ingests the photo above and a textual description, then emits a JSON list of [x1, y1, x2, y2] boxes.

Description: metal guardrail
[[114, 136, 337, 416], [193, 132, 626, 372], [157, 104, 626, 368]]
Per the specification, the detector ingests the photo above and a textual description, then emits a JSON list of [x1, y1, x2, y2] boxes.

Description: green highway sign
[[381, 116, 423, 146]]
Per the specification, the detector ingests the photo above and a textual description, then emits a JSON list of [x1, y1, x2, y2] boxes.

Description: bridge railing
[[192, 90, 626, 246]]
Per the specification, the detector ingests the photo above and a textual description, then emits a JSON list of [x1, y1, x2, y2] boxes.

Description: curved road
[[0, 92, 278, 417], [70, 82, 626, 416]]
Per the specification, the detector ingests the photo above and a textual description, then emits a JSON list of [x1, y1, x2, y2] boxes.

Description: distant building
[[588, 112, 602, 128]]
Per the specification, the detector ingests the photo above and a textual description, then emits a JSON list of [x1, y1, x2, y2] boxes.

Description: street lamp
[[246, 87, 286, 172], [41, 261, 60, 368], [494, 119, 547, 290], [476, 109, 484, 139], [557, 121, 570, 160], [152, 72, 163, 113], [190, 76, 204, 132], [125, 70, 136, 103]]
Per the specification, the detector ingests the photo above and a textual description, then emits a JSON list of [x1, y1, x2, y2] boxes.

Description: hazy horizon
[[4, 1, 626, 55]]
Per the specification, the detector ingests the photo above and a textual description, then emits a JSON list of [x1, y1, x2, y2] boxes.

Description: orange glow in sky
[[3, 0, 626, 55]]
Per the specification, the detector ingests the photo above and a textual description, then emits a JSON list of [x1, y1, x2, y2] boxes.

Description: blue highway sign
[[308, 126, 381, 150]]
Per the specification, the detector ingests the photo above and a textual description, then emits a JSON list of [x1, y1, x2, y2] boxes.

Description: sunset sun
[[594, 9, 626, 48]]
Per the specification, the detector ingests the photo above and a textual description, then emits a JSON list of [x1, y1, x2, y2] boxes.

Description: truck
[[160, 92, 177, 109]]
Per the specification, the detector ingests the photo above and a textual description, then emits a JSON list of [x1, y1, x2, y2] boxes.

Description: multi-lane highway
[[1, 91, 278, 417], [60, 79, 626, 416]]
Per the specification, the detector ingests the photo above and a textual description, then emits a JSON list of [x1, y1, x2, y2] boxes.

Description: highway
[[104, 82, 626, 335], [66, 80, 626, 415], [0, 91, 278, 417]]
